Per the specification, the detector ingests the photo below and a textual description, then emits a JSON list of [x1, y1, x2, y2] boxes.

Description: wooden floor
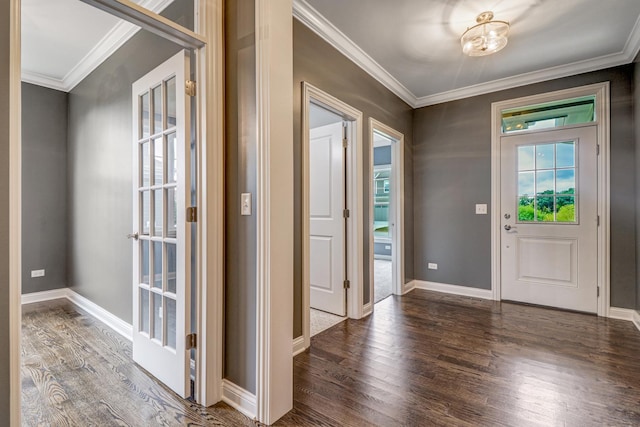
[[23, 291, 640, 426]]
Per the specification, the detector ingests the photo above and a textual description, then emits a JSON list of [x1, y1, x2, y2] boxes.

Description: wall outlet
[[475, 204, 488, 214], [427, 263, 438, 270], [31, 269, 45, 278], [241, 193, 251, 216]]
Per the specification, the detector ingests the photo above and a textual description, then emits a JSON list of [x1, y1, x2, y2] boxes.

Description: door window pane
[[140, 92, 150, 138], [141, 191, 150, 235], [140, 288, 149, 334], [166, 77, 176, 129], [165, 297, 176, 350], [140, 240, 149, 285], [153, 137, 163, 186], [152, 85, 162, 135], [152, 292, 162, 341], [153, 190, 163, 236], [167, 133, 177, 183], [167, 243, 176, 294], [167, 188, 177, 238], [141, 141, 150, 187], [517, 142, 578, 223], [502, 95, 595, 133], [153, 241, 162, 289], [535, 144, 554, 169]]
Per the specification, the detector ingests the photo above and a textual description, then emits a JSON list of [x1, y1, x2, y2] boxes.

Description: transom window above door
[[517, 141, 577, 223]]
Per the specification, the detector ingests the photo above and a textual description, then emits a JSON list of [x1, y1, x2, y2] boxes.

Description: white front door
[[132, 50, 192, 397], [501, 126, 598, 312], [309, 121, 346, 316]]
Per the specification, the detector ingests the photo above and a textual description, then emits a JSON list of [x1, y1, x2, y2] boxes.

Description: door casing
[[302, 82, 364, 350], [490, 82, 610, 317]]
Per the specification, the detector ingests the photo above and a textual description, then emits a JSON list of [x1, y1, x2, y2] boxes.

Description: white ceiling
[[22, 0, 173, 92], [22, 0, 640, 105], [297, 0, 640, 107]]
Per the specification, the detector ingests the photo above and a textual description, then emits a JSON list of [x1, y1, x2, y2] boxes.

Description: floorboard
[[22, 291, 640, 426]]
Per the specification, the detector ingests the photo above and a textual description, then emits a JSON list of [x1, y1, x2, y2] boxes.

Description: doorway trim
[[490, 82, 610, 317], [368, 119, 406, 308], [302, 82, 364, 349], [9, 0, 225, 421]]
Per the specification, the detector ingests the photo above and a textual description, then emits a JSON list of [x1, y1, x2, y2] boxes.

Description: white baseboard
[[402, 280, 416, 295], [292, 336, 306, 356], [21, 288, 68, 304], [21, 287, 133, 341], [412, 280, 493, 300], [221, 379, 257, 420], [633, 311, 640, 333], [363, 302, 373, 317], [609, 307, 637, 321]]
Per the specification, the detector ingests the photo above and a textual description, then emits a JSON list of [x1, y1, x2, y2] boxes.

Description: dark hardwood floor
[[22, 290, 640, 426]]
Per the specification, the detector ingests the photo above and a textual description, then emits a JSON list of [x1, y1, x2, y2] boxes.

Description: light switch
[[241, 193, 251, 216], [475, 204, 488, 214], [31, 269, 45, 278]]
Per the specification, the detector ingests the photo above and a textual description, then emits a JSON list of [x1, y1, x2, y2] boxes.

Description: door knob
[[504, 225, 512, 231], [127, 232, 139, 241]]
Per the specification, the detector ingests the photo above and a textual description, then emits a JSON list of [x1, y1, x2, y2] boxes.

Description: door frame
[[490, 82, 610, 317], [302, 82, 364, 349], [368, 119, 406, 309], [8, 0, 225, 422]]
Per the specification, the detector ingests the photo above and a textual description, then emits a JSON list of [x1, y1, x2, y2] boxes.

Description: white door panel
[[309, 121, 346, 316], [501, 126, 597, 312], [132, 50, 191, 397]]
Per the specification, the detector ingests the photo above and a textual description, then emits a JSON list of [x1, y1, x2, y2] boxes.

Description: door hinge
[[343, 280, 350, 289], [597, 144, 600, 155], [186, 333, 197, 350], [597, 215, 600, 226], [597, 286, 600, 297], [185, 80, 196, 97], [343, 137, 348, 148], [343, 209, 350, 218], [186, 206, 197, 222]]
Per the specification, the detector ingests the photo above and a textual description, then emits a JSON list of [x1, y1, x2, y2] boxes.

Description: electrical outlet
[[241, 193, 251, 216], [428, 263, 438, 270], [475, 204, 488, 214], [31, 269, 45, 278]]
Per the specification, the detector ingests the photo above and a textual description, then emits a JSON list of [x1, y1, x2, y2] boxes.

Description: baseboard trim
[[292, 336, 306, 356], [363, 302, 373, 317], [21, 288, 68, 304], [66, 290, 133, 341], [412, 280, 493, 300], [221, 379, 257, 420], [402, 280, 416, 295], [633, 311, 640, 333], [609, 307, 637, 321]]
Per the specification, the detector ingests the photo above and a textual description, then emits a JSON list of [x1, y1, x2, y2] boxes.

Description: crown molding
[[21, 0, 173, 92], [293, 0, 640, 108], [292, 0, 416, 107]]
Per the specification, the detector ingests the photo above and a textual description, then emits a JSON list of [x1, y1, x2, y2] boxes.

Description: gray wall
[[293, 19, 414, 336], [413, 65, 638, 308], [635, 59, 640, 313], [67, 1, 192, 323], [0, 0, 11, 420], [224, 0, 257, 393], [22, 83, 68, 294]]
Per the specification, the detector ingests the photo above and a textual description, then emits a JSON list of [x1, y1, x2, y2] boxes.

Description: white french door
[[131, 50, 192, 397], [500, 126, 598, 312], [309, 121, 347, 316]]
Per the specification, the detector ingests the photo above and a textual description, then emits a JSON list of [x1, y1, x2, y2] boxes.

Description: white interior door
[[501, 126, 598, 312], [131, 50, 191, 397], [309, 121, 346, 316]]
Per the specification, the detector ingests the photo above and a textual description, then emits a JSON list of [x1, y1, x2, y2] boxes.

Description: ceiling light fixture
[[461, 11, 510, 57]]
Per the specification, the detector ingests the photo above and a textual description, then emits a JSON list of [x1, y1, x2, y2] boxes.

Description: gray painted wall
[[293, 19, 414, 336], [67, 1, 192, 323], [0, 0, 11, 420], [413, 65, 638, 309], [22, 83, 68, 294], [224, 0, 257, 393], [635, 59, 640, 313]]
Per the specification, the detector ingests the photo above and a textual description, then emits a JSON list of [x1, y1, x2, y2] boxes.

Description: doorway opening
[[302, 82, 364, 347], [369, 119, 405, 307], [491, 82, 610, 316]]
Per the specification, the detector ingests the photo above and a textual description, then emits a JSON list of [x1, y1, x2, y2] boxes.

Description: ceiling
[[22, 0, 172, 92], [297, 0, 640, 107], [22, 0, 640, 106]]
